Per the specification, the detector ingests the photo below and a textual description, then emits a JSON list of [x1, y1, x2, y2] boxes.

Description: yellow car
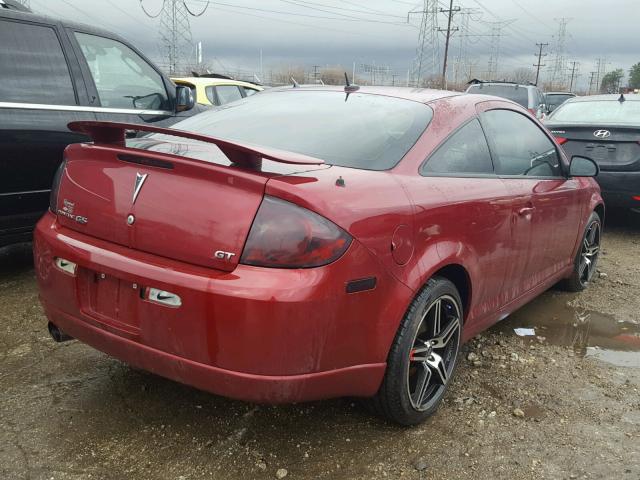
[[171, 76, 263, 107]]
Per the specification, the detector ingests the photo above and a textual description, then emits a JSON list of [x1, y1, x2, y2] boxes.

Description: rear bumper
[[597, 171, 640, 208], [34, 213, 409, 403], [44, 303, 385, 403]]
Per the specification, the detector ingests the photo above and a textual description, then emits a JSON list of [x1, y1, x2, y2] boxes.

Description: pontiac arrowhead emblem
[[132, 172, 148, 204]]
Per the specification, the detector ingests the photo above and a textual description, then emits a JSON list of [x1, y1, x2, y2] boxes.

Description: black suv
[[0, 4, 204, 247]]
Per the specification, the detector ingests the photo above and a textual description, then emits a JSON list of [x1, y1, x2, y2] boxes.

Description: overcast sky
[[30, 0, 640, 90]]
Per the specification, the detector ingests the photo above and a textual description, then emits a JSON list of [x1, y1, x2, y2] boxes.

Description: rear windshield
[[467, 84, 529, 107], [550, 100, 640, 125], [167, 91, 433, 171], [546, 94, 574, 109]]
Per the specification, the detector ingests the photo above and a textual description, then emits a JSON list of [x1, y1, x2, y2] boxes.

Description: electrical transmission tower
[[485, 21, 513, 80], [453, 12, 471, 86], [549, 18, 571, 89], [140, 0, 209, 75], [408, 0, 440, 87], [359, 63, 391, 85]]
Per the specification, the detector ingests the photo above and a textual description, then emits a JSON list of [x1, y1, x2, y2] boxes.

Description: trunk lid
[[56, 121, 326, 272], [548, 124, 640, 172]]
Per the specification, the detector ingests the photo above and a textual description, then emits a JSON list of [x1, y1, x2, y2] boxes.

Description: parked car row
[[546, 93, 640, 210], [172, 74, 263, 106], [465, 80, 576, 117]]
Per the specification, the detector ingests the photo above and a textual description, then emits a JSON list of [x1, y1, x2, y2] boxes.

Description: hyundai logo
[[593, 130, 611, 139]]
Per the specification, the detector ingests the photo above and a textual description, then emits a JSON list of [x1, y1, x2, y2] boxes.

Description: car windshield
[[550, 100, 640, 125], [467, 84, 529, 107], [546, 94, 574, 109], [166, 90, 433, 171]]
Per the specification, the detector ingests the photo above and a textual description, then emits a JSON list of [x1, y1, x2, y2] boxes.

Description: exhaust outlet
[[48, 322, 73, 343]]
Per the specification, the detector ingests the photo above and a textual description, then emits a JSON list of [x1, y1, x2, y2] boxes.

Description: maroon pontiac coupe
[[35, 86, 603, 425]]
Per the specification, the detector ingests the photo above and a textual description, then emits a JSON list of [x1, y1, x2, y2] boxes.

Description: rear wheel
[[367, 277, 462, 425], [559, 211, 601, 292]]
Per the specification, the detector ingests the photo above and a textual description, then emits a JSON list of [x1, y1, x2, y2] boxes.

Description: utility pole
[[588, 71, 596, 95], [391, 74, 399, 86], [568, 61, 579, 91], [438, 0, 460, 88], [533, 43, 548, 86], [312, 65, 321, 84], [140, 0, 209, 75]]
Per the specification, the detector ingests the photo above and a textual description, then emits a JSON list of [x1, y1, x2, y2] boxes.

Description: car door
[[67, 29, 183, 128], [415, 118, 513, 326], [479, 106, 584, 299], [0, 15, 95, 245]]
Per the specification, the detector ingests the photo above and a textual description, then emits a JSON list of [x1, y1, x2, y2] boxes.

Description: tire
[[366, 277, 463, 425], [559, 211, 602, 292]]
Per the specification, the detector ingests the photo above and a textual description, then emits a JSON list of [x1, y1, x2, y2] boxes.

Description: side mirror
[[176, 85, 194, 112], [569, 155, 599, 177]]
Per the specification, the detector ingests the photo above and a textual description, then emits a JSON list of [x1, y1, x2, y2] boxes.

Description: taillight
[[555, 137, 568, 145], [49, 159, 66, 213], [240, 196, 352, 268], [633, 195, 640, 201]]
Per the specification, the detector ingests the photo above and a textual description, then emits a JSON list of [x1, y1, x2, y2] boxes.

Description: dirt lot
[[1, 212, 639, 480]]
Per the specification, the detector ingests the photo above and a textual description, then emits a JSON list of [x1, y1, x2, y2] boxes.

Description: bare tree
[[506, 67, 535, 85]]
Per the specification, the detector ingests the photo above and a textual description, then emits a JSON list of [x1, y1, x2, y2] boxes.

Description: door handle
[[517, 206, 535, 216]]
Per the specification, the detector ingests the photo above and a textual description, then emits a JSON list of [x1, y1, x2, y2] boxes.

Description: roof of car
[[172, 77, 263, 90], [545, 92, 576, 96], [264, 85, 462, 104], [0, 6, 129, 43], [567, 94, 640, 102], [467, 81, 537, 89]]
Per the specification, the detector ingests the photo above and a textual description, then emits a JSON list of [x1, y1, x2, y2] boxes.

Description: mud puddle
[[499, 291, 640, 368]]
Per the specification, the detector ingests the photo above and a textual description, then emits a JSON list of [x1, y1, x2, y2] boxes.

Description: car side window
[[243, 87, 258, 97], [421, 119, 494, 175], [0, 19, 76, 105], [215, 85, 243, 105], [74, 32, 169, 110], [481, 109, 562, 177]]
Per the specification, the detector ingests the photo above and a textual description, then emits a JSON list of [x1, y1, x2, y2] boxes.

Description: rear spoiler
[[67, 121, 324, 166]]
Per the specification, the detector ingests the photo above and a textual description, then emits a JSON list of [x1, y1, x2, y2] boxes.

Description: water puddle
[[499, 292, 640, 368]]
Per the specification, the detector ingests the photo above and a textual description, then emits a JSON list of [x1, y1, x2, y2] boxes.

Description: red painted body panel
[[35, 88, 603, 403], [35, 212, 410, 377]]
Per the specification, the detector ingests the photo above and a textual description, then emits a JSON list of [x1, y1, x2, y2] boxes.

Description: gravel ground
[[1, 211, 639, 480]]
